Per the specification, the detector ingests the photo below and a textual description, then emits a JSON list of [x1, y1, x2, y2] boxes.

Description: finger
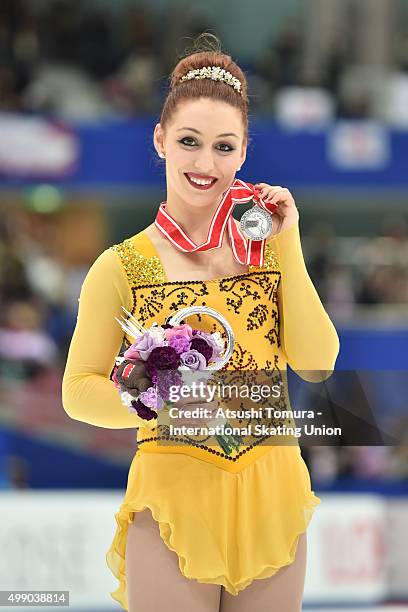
[[263, 187, 289, 198], [267, 190, 292, 205], [255, 184, 283, 189], [256, 184, 283, 195], [255, 183, 284, 188], [258, 188, 287, 201]]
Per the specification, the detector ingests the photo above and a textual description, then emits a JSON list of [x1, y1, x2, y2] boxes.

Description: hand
[[254, 183, 299, 236], [169, 394, 220, 429]]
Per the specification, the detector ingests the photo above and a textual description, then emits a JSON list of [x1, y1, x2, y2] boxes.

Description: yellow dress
[[62, 222, 340, 610]]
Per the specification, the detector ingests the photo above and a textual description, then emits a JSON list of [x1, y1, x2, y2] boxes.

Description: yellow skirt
[[106, 446, 320, 611]]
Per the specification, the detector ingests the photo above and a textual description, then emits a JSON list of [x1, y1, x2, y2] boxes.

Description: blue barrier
[[336, 328, 408, 369], [1, 114, 408, 188]]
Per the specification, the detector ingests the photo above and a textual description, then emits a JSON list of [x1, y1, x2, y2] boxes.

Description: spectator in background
[[354, 214, 408, 304], [380, 27, 408, 127], [0, 0, 36, 112], [0, 300, 58, 379], [23, 1, 113, 119], [324, 261, 355, 320], [0, 63, 24, 112], [5, 454, 30, 488], [252, 20, 303, 115], [255, 18, 337, 125], [255, 19, 303, 91], [304, 222, 336, 301], [0, 237, 31, 303], [104, 7, 163, 115], [0, 431, 11, 489]]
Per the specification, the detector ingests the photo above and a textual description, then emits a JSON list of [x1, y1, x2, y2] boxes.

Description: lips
[[184, 172, 218, 190]]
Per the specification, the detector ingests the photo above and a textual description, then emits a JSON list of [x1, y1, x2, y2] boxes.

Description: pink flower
[[164, 324, 193, 341], [131, 333, 166, 360], [123, 345, 141, 360]]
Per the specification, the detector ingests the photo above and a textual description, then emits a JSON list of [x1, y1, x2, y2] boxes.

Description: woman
[[62, 33, 339, 612]]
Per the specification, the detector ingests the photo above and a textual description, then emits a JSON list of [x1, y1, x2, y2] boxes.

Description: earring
[[237, 166, 242, 171], [159, 152, 165, 159]]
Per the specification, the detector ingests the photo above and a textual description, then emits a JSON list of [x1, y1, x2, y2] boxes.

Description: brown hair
[[159, 32, 250, 141]]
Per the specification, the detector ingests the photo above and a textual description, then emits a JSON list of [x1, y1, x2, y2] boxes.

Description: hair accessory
[[179, 66, 242, 95]]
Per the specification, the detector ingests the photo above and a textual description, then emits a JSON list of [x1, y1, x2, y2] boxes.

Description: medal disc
[[240, 205, 273, 241]]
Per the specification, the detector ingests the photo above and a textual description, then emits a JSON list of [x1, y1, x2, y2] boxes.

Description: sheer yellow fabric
[[62, 222, 339, 608], [62, 248, 157, 431], [106, 447, 320, 609]]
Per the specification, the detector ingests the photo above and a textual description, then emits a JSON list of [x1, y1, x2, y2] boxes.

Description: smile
[[184, 173, 218, 190]]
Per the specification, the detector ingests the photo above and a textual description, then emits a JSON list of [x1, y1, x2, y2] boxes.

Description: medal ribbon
[[154, 178, 278, 267]]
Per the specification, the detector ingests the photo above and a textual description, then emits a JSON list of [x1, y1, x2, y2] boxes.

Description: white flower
[[211, 331, 225, 351], [149, 323, 166, 343], [120, 390, 136, 408]]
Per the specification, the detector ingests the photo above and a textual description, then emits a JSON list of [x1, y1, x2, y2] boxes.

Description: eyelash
[[177, 137, 235, 152]]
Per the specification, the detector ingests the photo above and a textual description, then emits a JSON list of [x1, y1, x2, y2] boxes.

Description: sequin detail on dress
[[111, 239, 166, 285], [111, 238, 279, 286]]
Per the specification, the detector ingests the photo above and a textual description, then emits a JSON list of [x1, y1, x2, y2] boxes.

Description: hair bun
[[160, 31, 249, 140]]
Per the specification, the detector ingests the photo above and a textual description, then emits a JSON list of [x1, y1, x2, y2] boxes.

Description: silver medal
[[240, 204, 273, 241]]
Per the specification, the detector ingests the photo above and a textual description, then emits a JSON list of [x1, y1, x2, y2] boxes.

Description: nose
[[193, 147, 215, 175]]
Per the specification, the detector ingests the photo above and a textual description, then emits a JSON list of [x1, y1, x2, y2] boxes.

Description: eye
[[217, 143, 235, 152], [178, 137, 197, 147], [177, 137, 235, 153]]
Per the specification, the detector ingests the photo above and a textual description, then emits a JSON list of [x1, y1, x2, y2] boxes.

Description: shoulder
[[109, 230, 165, 286]]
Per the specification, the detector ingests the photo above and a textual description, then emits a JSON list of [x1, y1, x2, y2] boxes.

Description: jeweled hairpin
[[179, 66, 242, 95]]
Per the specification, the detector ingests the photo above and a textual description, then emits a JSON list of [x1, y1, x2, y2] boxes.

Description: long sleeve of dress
[[61, 248, 157, 430], [271, 222, 340, 382]]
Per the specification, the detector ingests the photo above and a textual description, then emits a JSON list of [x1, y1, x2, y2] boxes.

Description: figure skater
[[62, 32, 339, 612]]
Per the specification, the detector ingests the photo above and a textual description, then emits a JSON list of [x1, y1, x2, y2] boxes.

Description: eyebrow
[[176, 127, 239, 139]]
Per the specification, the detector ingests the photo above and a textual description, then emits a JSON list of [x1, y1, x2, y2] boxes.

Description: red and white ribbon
[[154, 178, 278, 267]]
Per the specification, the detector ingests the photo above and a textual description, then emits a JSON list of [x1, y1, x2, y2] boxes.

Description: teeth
[[187, 174, 214, 186]]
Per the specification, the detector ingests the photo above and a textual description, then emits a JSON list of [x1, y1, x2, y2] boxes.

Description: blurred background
[[0, 0, 407, 610]]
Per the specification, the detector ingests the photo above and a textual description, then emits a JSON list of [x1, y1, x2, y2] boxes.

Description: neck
[[162, 186, 228, 244]]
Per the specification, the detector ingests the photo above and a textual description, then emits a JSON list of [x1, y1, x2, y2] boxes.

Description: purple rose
[[130, 398, 157, 421], [146, 346, 180, 377], [132, 332, 166, 360], [190, 337, 213, 364], [192, 331, 223, 361], [169, 334, 190, 355], [180, 349, 207, 371]]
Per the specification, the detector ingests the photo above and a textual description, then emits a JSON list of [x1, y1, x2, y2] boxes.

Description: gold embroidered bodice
[[110, 231, 295, 468]]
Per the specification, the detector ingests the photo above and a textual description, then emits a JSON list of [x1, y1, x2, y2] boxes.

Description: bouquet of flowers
[[112, 306, 244, 455]]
